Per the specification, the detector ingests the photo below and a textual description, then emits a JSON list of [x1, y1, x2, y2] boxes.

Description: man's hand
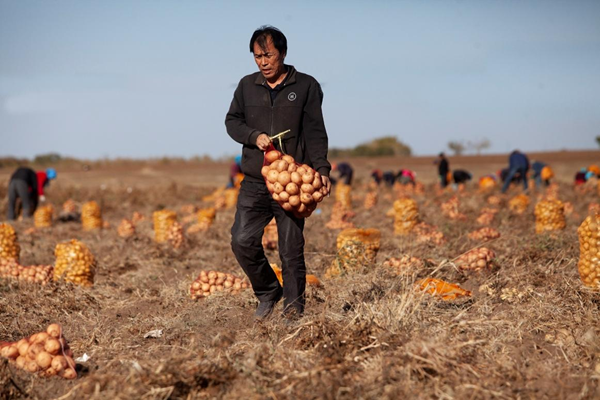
[[256, 133, 271, 151], [321, 175, 331, 196], [40, 195, 46, 202]]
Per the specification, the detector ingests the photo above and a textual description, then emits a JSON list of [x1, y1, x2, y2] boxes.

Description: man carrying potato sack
[[225, 25, 331, 322]]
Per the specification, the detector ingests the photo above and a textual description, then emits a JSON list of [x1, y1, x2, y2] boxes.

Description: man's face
[[253, 36, 285, 81]]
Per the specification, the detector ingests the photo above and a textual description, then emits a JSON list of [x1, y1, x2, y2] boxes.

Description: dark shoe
[[254, 300, 278, 320]]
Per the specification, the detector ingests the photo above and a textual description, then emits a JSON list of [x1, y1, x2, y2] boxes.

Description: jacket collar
[[254, 64, 296, 86]]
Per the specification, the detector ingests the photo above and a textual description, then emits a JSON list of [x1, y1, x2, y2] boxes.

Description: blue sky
[[1, 0, 599, 159]]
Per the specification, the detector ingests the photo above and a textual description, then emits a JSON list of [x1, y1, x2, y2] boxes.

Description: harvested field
[[0, 151, 599, 399]]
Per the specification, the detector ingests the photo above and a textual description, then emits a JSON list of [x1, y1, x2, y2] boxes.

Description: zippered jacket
[[225, 65, 331, 182]]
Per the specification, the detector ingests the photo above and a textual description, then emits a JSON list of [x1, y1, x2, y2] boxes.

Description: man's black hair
[[250, 25, 287, 56]]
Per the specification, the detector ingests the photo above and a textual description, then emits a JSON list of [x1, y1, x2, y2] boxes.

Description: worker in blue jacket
[[501, 150, 530, 193]]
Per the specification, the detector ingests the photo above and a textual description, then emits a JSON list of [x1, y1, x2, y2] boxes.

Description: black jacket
[[438, 158, 449, 175], [10, 167, 38, 190], [225, 65, 330, 182]]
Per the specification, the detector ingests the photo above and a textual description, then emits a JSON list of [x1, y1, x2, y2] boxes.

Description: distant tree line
[[330, 136, 412, 158], [447, 138, 491, 156]]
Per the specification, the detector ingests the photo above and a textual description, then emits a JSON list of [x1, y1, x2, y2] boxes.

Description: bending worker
[[501, 150, 529, 193], [331, 162, 353, 185], [7, 167, 57, 220]]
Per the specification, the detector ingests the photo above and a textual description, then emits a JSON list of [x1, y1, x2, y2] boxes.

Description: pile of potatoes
[[54, 239, 96, 287], [534, 199, 566, 234], [262, 149, 328, 218], [34, 205, 54, 228], [382, 255, 424, 274], [117, 219, 136, 238], [62, 199, 77, 213], [0, 258, 53, 284], [476, 208, 498, 225], [487, 195, 502, 206], [0, 223, 20, 262], [0, 324, 77, 379], [393, 198, 419, 235], [456, 248, 495, 271], [81, 201, 103, 231], [167, 222, 185, 249], [131, 211, 145, 224], [468, 227, 501, 242], [413, 222, 446, 245], [153, 210, 177, 243], [577, 214, 600, 289], [190, 270, 250, 299], [441, 196, 467, 221], [509, 194, 530, 215]]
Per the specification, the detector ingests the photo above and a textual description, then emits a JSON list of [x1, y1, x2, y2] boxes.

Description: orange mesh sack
[[326, 228, 381, 277], [578, 215, 600, 289], [534, 199, 565, 234], [34, 205, 54, 228], [262, 146, 328, 218], [393, 198, 419, 235], [0, 223, 20, 262]]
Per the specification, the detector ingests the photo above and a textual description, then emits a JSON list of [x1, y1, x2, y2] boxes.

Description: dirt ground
[[1, 150, 600, 399]]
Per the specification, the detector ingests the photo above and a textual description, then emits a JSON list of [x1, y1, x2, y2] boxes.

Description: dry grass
[[1, 158, 600, 399]]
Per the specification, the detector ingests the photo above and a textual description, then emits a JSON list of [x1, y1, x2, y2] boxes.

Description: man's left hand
[[40, 195, 46, 202], [321, 176, 331, 196]]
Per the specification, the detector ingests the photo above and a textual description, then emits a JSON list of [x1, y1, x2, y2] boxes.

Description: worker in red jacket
[[7, 167, 57, 220]]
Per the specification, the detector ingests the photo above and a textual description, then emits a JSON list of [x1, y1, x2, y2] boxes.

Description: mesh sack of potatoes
[[478, 176, 496, 191], [0, 323, 77, 379], [476, 207, 499, 225], [468, 227, 500, 242], [196, 208, 217, 231], [541, 166, 554, 181], [270, 263, 321, 287], [167, 221, 185, 249], [0, 223, 20, 262], [131, 211, 145, 224], [262, 218, 278, 250], [393, 198, 419, 235], [534, 199, 566, 234], [487, 195, 502, 206], [455, 248, 495, 272], [224, 188, 239, 209], [190, 270, 250, 299], [441, 196, 467, 220], [62, 199, 77, 213], [382, 255, 424, 274], [34, 205, 54, 228], [508, 194, 530, 215], [326, 202, 355, 230], [413, 222, 446, 245], [416, 278, 472, 301], [335, 183, 352, 210], [326, 228, 381, 277], [81, 201, 103, 231], [262, 147, 328, 218], [54, 239, 96, 286], [153, 210, 177, 243], [364, 191, 378, 209], [117, 219, 135, 238], [577, 214, 600, 289], [0, 259, 53, 285]]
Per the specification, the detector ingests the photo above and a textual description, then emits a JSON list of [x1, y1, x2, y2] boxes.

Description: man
[[225, 26, 331, 321], [531, 160, 552, 188], [7, 167, 57, 220], [397, 169, 416, 186], [435, 153, 450, 188], [370, 169, 383, 185], [331, 162, 353, 185], [501, 150, 529, 193]]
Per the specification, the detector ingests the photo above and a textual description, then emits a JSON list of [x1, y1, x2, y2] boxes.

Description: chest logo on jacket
[[287, 92, 297, 102]]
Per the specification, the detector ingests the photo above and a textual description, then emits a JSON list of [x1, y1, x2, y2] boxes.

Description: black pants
[[7, 179, 37, 220], [231, 180, 306, 314]]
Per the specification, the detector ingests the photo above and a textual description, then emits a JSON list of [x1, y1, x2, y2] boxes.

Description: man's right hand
[[256, 133, 271, 151]]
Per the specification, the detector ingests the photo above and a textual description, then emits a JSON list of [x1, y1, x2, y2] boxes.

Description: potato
[[273, 193, 280, 202], [312, 175, 323, 189], [279, 191, 290, 202], [291, 172, 302, 185], [285, 182, 299, 196], [300, 193, 314, 205], [297, 203, 307, 213], [302, 171, 314, 184], [300, 184, 314, 194], [273, 182, 285, 194], [276, 160, 289, 172], [277, 171, 291, 186], [266, 182, 275, 193], [282, 155, 295, 164], [267, 170, 279, 184], [297, 166, 307, 175], [282, 202, 293, 211], [312, 191, 323, 202], [265, 150, 282, 163], [261, 166, 270, 177], [288, 163, 297, 173], [289, 195, 300, 207]]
